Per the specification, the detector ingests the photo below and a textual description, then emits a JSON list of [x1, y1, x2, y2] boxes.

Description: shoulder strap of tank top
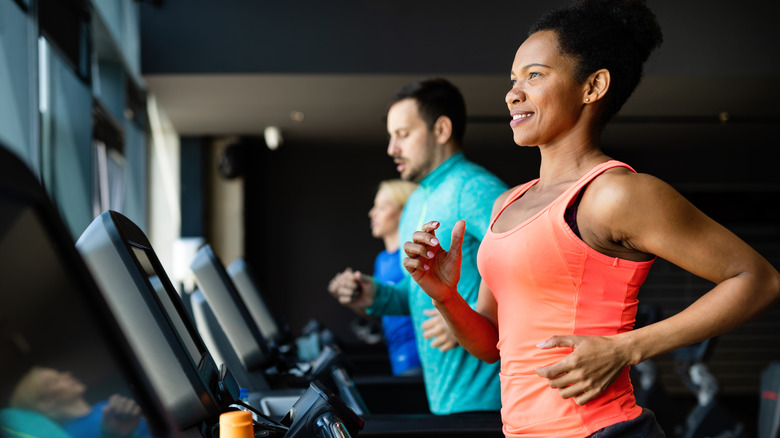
[[501, 179, 539, 210], [488, 179, 539, 230], [562, 160, 637, 204]]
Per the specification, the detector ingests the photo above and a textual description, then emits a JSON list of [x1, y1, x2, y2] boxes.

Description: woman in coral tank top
[[400, 1, 780, 437]]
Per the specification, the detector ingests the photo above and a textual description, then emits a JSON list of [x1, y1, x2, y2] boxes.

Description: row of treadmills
[[0, 144, 502, 437]]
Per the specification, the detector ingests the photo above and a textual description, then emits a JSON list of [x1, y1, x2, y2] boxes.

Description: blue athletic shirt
[[63, 401, 152, 438], [374, 248, 422, 376]]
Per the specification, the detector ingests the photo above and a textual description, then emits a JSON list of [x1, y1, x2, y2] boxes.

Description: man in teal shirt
[[329, 78, 506, 415]]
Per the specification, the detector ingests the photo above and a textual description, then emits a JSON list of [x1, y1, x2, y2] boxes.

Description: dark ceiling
[[139, 0, 780, 148]]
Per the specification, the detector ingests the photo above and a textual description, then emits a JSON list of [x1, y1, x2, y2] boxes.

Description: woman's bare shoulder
[[587, 169, 678, 209]]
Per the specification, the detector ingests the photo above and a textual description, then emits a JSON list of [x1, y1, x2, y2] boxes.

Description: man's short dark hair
[[389, 78, 467, 146]]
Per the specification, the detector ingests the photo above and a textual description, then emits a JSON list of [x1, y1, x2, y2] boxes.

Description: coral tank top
[[477, 161, 655, 437]]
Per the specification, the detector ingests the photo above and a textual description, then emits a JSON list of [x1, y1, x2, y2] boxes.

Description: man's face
[[386, 99, 437, 182]]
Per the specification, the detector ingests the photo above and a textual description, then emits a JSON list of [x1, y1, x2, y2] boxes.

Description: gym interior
[[1, 0, 778, 437]]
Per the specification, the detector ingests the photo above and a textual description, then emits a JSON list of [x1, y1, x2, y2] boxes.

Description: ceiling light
[[264, 126, 283, 150]]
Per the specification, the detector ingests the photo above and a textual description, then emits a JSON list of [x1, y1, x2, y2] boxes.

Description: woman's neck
[[536, 129, 608, 188], [383, 233, 399, 252]]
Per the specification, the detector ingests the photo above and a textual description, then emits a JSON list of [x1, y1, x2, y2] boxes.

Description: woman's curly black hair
[[530, 0, 663, 124]]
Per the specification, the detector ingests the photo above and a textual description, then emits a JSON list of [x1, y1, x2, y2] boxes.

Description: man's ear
[[583, 68, 610, 104], [433, 116, 453, 145]]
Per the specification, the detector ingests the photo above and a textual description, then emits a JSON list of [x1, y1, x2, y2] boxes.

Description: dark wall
[[241, 138, 395, 345]]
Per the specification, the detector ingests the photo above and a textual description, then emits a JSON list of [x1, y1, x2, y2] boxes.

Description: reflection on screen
[[0, 201, 155, 437], [131, 247, 203, 366]]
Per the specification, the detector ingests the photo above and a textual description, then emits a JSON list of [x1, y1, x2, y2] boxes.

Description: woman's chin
[[511, 132, 536, 147], [513, 138, 537, 147]]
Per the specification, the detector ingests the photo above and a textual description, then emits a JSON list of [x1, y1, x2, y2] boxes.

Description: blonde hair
[[378, 179, 418, 208]]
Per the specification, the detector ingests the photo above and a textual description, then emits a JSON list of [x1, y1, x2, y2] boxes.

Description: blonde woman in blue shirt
[[370, 179, 422, 377]]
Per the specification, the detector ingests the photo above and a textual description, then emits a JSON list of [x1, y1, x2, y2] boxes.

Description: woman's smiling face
[[506, 30, 587, 148]]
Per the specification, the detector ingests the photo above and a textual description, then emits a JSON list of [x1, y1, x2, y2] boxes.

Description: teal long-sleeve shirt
[[367, 152, 507, 415]]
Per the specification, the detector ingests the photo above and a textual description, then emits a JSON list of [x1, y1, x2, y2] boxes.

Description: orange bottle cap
[[219, 410, 254, 438]]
